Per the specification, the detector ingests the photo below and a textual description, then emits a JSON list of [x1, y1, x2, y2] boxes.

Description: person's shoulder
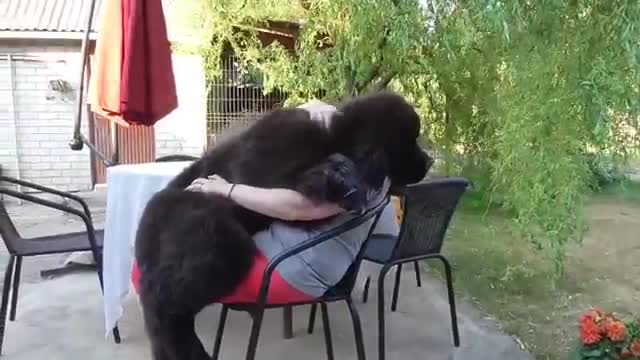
[[297, 100, 336, 112], [297, 100, 337, 128]]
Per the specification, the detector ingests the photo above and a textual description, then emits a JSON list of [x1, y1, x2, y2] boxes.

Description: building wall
[[154, 54, 207, 159], [0, 42, 206, 192], [0, 45, 92, 192]]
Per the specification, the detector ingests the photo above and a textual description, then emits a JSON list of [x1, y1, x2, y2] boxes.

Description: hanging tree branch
[[354, 0, 401, 93], [298, 0, 311, 11], [355, 34, 387, 93], [344, 65, 358, 100], [371, 71, 397, 91]]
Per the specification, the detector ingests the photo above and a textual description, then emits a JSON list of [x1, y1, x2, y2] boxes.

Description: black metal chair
[[154, 154, 199, 162], [0, 175, 121, 355], [356, 178, 469, 360], [212, 197, 389, 360], [370, 196, 424, 312]]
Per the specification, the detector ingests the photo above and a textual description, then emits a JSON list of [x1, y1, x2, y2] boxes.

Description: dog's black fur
[[134, 92, 433, 360]]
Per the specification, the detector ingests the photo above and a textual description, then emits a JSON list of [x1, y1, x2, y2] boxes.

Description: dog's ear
[[356, 148, 388, 191], [328, 111, 388, 189], [387, 145, 431, 185]]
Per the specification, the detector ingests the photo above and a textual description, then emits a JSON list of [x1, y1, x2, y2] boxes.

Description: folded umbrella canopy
[[90, 0, 178, 126], [71, 0, 178, 161]]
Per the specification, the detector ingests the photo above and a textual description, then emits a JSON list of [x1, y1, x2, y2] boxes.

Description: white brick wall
[[0, 45, 92, 191], [0, 44, 207, 191], [0, 59, 18, 181]]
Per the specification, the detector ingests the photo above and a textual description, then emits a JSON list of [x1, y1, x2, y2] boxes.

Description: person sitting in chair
[[178, 100, 398, 304]]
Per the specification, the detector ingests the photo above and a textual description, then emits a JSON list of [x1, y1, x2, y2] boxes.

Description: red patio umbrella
[[71, 0, 178, 162], [90, 0, 177, 126]]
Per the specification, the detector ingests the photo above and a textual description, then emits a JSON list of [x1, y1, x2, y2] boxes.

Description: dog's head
[[329, 92, 433, 189]]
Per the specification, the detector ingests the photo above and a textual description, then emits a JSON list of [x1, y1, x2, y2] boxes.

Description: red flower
[[604, 318, 627, 342], [580, 318, 603, 345], [630, 339, 640, 356], [580, 308, 604, 325]]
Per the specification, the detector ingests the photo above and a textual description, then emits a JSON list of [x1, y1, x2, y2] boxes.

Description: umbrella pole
[[111, 121, 120, 164], [69, 0, 117, 167]]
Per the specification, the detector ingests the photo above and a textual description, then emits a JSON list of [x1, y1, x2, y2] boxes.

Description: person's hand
[[185, 174, 233, 196]]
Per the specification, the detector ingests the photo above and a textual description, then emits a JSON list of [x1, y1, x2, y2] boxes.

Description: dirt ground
[[439, 186, 640, 359], [567, 199, 640, 314], [532, 197, 640, 358]]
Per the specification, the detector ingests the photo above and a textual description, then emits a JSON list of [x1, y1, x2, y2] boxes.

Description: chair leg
[[362, 276, 371, 303], [307, 304, 317, 334], [283, 306, 293, 339], [438, 255, 460, 347], [212, 305, 229, 360], [112, 326, 122, 344], [391, 264, 402, 312], [94, 256, 121, 345], [9, 256, 22, 321], [0, 256, 16, 356], [413, 261, 422, 287], [320, 303, 334, 360], [377, 265, 391, 360], [345, 297, 366, 360], [245, 308, 266, 360]]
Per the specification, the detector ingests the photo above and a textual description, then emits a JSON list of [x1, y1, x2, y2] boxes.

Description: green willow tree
[[185, 0, 433, 103], [178, 0, 640, 275], [428, 1, 640, 273]]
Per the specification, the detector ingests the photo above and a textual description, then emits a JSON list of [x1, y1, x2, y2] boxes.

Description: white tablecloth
[[102, 161, 192, 336]]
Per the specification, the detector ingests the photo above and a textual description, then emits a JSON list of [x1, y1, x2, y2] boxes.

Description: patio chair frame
[[0, 176, 121, 355], [154, 154, 200, 162], [363, 178, 469, 360], [212, 197, 389, 360], [308, 178, 469, 360]]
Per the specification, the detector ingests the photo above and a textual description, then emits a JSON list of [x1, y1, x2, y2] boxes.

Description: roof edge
[[0, 31, 99, 40]]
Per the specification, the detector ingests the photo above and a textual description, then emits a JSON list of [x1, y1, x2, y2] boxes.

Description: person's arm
[[186, 175, 345, 221], [229, 184, 344, 221]]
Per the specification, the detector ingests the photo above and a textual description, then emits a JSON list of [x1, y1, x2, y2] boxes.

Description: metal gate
[[90, 115, 155, 184], [206, 54, 287, 145]]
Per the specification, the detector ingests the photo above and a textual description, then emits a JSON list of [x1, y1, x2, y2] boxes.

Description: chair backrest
[[0, 194, 21, 255], [155, 154, 199, 162], [324, 197, 389, 297], [391, 177, 469, 260]]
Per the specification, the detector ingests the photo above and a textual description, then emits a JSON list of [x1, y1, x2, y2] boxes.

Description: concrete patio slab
[[0, 190, 533, 360], [3, 266, 532, 360]]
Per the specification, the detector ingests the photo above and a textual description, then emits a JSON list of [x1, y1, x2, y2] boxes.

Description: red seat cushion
[[131, 252, 313, 305]]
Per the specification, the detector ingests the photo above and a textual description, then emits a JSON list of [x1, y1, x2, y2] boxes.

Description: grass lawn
[[432, 180, 640, 359]]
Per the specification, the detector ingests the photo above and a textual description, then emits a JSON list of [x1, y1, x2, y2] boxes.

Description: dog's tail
[[164, 160, 204, 189]]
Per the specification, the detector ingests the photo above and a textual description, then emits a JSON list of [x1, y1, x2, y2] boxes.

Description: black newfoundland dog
[[134, 91, 432, 359]]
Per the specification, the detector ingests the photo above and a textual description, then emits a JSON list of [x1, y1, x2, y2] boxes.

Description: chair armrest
[[255, 197, 390, 305], [0, 175, 93, 220], [0, 188, 102, 261]]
